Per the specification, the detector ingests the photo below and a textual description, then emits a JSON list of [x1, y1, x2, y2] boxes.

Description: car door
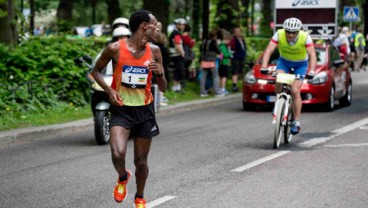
[[329, 46, 345, 98]]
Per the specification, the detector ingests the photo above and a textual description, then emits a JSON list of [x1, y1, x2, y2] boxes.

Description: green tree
[[0, 0, 16, 45], [56, 0, 74, 32]]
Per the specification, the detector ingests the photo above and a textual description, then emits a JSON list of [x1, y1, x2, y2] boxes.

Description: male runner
[[261, 17, 316, 135], [92, 10, 167, 208]]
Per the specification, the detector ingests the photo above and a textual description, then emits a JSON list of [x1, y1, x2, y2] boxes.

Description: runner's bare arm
[[92, 43, 123, 106], [150, 44, 167, 92]]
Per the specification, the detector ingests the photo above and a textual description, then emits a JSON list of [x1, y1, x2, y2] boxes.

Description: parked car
[[242, 43, 352, 111]]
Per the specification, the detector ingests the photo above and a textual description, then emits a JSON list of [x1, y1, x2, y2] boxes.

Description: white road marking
[[232, 117, 368, 172], [325, 143, 368, 148], [147, 196, 177, 208], [359, 126, 368, 130], [231, 151, 290, 172]]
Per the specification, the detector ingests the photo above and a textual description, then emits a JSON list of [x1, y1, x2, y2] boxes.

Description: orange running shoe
[[113, 170, 132, 203], [134, 198, 146, 208]]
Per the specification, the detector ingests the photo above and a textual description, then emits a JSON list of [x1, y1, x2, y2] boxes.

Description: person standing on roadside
[[153, 21, 170, 106], [92, 10, 167, 208], [218, 29, 232, 95], [169, 18, 186, 92], [229, 27, 247, 92], [354, 28, 366, 72]]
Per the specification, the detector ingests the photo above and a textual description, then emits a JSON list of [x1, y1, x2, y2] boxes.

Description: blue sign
[[343, 6, 360, 22]]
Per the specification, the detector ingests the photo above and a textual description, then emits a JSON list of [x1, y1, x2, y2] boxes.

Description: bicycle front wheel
[[284, 103, 293, 144], [273, 98, 286, 149]]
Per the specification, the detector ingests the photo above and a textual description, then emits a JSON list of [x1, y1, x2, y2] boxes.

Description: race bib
[[122, 65, 149, 88]]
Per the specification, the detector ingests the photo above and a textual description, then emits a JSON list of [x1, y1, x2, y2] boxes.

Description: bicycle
[[261, 69, 296, 148]]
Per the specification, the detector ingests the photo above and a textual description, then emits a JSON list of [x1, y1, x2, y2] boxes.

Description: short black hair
[[129, 10, 152, 33]]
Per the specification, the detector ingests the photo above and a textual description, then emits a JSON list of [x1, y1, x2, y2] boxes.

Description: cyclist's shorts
[[109, 103, 159, 138], [276, 57, 308, 80]]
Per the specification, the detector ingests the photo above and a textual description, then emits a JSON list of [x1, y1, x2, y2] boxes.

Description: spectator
[[333, 27, 350, 61], [181, 24, 196, 81], [218, 29, 232, 95], [354, 28, 366, 72], [85, 25, 94, 37], [169, 18, 186, 92], [229, 27, 247, 92], [199, 28, 221, 97], [153, 21, 170, 106]]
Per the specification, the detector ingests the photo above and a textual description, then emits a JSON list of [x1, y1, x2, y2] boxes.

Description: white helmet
[[112, 27, 131, 38], [174, 18, 187, 25], [112, 17, 129, 29], [283, 18, 302, 32]]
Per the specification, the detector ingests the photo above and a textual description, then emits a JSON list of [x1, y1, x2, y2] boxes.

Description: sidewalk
[[0, 93, 241, 147]]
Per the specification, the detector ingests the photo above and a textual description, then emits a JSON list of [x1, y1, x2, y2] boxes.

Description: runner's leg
[[110, 126, 130, 177], [134, 137, 152, 197]]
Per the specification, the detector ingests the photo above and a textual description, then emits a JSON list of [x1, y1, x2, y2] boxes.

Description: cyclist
[[261, 17, 316, 135], [92, 10, 167, 208]]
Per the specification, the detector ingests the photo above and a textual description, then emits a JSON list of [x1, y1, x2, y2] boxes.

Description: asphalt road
[[1, 72, 368, 208]]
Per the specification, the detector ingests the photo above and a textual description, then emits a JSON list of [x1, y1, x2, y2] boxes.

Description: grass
[[0, 80, 242, 131], [0, 103, 92, 131]]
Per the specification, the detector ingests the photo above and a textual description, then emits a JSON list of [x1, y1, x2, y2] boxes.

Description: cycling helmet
[[283, 18, 302, 32], [112, 27, 131, 38], [112, 17, 129, 29]]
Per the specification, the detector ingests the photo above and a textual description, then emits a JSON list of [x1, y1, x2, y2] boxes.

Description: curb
[[0, 93, 241, 147]]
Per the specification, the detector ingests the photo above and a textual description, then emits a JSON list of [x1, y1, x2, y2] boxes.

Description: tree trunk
[[105, 0, 121, 25], [202, 0, 209, 39], [0, 0, 16, 45], [56, 0, 74, 32], [216, 0, 238, 32], [142, 0, 170, 35], [364, 1, 368, 36], [261, 0, 272, 36], [192, 0, 200, 40]]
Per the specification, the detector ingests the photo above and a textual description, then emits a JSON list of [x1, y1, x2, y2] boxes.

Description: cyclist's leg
[[291, 60, 308, 121], [291, 80, 303, 120]]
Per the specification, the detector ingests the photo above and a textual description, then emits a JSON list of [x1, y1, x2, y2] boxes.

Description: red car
[[242, 44, 352, 111]]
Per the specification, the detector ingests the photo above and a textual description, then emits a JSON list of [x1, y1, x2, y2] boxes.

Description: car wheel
[[322, 86, 335, 112], [339, 81, 352, 107]]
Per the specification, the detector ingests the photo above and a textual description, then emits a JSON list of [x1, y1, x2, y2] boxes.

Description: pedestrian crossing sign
[[343, 6, 360, 22]]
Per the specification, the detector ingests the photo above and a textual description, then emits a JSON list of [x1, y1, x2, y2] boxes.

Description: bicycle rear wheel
[[273, 98, 286, 148], [284, 103, 293, 144]]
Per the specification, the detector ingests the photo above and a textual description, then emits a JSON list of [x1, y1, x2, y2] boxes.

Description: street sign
[[343, 6, 360, 22]]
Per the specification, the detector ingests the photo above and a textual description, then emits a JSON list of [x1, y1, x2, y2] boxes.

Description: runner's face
[[146, 14, 158, 41], [285, 31, 299, 42]]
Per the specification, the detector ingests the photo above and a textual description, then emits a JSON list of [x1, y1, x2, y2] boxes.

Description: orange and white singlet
[[111, 39, 154, 106]]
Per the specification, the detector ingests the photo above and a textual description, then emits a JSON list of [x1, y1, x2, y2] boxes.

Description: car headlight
[[308, 71, 328, 84], [244, 71, 256, 84]]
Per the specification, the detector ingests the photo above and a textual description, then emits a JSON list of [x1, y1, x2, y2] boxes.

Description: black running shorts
[[109, 103, 159, 138]]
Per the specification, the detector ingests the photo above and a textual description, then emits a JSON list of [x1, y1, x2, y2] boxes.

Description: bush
[[0, 36, 106, 115]]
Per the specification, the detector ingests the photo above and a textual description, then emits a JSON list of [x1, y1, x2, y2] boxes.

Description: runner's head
[[283, 17, 302, 41], [129, 10, 158, 42]]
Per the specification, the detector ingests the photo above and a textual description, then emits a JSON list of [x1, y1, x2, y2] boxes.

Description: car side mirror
[[333, 59, 344, 68]]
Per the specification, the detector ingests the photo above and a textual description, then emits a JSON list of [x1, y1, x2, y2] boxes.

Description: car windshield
[[315, 48, 326, 65], [259, 47, 326, 65]]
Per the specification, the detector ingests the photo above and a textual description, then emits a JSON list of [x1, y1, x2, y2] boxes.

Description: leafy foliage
[[0, 36, 105, 115]]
